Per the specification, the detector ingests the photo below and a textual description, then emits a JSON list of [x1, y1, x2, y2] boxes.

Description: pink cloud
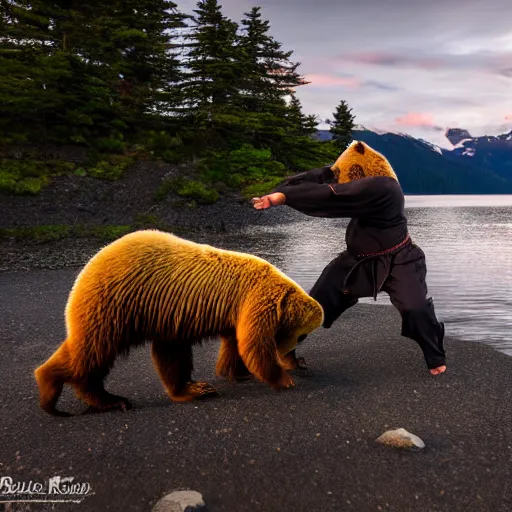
[[335, 52, 445, 70], [305, 74, 361, 88], [395, 112, 436, 127]]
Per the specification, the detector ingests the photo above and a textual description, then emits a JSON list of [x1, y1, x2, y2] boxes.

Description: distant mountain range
[[315, 126, 512, 194]]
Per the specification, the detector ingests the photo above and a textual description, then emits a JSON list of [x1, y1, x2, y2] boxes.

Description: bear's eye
[[348, 164, 366, 181]]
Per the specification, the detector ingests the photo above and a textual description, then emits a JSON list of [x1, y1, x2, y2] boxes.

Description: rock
[[152, 490, 207, 512], [375, 428, 425, 450]]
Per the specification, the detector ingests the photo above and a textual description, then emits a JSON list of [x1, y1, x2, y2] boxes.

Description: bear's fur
[[331, 140, 398, 184], [34, 230, 324, 416]]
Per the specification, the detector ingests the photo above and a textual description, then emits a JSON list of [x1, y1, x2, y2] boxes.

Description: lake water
[[199, 195, 512, 358]]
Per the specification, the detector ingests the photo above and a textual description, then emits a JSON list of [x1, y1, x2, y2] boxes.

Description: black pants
[[308, 244, 446, 369]]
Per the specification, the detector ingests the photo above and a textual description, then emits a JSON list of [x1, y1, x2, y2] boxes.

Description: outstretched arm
[[252, 176, 399, 219], [252, 165, 335, 210]]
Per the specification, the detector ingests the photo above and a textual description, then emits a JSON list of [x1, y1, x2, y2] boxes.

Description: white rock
[[375, 428, 425, 450], [152, 490, 206, 512]]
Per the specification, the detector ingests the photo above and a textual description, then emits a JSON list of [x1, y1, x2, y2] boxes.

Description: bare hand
[[251, 192, 286, 210]]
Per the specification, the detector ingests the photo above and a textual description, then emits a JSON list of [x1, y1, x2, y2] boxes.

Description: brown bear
[[34, 230, 324, 416]]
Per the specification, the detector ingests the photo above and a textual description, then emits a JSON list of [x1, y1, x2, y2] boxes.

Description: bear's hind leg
[[73, 375, 132, 413], [216, 333, 252, 382], [34, 341, 73, 416], [151, 341, 218, 403]]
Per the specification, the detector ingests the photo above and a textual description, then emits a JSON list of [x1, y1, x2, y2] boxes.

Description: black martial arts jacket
[[275, 166, 408, 257], [274, 166, 415, 301]]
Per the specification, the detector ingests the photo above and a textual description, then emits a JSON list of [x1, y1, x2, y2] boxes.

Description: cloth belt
[[342, 234, 412, 301]]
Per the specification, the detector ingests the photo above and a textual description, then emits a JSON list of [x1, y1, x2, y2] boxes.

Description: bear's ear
[[354, 141, 365, 154], [276, 288, 294, 324]]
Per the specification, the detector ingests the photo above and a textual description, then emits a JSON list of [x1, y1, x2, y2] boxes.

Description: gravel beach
[[0, 268, 510, 512]]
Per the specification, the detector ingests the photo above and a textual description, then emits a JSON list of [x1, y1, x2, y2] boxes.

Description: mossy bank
[[0, 151, 303, 272]]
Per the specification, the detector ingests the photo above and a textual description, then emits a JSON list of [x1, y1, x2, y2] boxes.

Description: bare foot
[[430, 365, 447, 376]]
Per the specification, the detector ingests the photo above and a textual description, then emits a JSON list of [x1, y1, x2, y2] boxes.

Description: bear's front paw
[[171, 381, 219, 402], [88, 395, 132, 414], [188, 381, 219, 398], [282, 353, 308, 371], [271, 371, 295, 391]]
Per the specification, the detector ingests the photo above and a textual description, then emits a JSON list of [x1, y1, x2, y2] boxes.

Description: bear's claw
[[272, 372, 296, 391], [295, 357, 308, 371], [174, 381, 218, 401]]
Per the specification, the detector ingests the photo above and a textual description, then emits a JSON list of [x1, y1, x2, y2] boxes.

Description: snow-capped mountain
[[315, 126, 512, 194], [443, 128, 512, 182]]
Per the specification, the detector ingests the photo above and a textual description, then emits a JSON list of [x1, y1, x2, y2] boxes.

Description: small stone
[[375, 428, 425, 450], [152, 490, 207, 512]]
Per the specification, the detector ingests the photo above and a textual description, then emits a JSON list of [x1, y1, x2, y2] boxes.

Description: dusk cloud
[[395, 112, 436, 127], [305, 74, 361, 88], [335, 52, 445, 71], [305, 74, 399, 92], [176, 0, 512, 148]]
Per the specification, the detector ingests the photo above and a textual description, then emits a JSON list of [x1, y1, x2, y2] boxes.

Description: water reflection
[[188, 196, 512, 358]]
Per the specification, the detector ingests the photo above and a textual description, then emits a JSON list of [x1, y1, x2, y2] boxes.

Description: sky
[[176, 0, 512, 148]]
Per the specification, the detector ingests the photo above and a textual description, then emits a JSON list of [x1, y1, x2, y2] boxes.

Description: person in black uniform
[[252, 140, 446, 376]]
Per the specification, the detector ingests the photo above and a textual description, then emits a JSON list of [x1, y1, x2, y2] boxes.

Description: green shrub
[[0, 225, 72, 242], [135, 213, 165, 229], [47, 160, 76, 174], [277, 138, 339, 172], [148, 131, 182, 151], [145, 131, 187, 163], [94, 137, 126, 154], [0, 158, 80, 194], [199, 144, 286, 188], [241, 177, 285, 199], [160, 149, 184, 164], [14, 177, 48, 195], [156, 177, 219, 204], [176, 179, 219, 205], [87, 155, 134, 180], [0, 160, 50, 193], [0, 171, 18, 193]]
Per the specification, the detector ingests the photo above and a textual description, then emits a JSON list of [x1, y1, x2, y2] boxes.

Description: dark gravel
[[0, 160, 297, 233], [0, 158, 306, 273], [1, 269, 511, 512]]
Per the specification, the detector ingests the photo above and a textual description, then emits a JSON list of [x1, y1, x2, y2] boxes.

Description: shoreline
[[1, 269, 511, 512], [0, 207, 300, 273]]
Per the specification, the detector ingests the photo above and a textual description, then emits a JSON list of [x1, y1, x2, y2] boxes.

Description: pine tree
[[176, 0, 248, 150], [286, 95, 318, 137], [0, 0, 84, 143], [328, 100, 355, 151], [238, 7, 307, 108], [77, 0, 185, 135], [237, 6, 310, 149], [0, 0, 185, 146]]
